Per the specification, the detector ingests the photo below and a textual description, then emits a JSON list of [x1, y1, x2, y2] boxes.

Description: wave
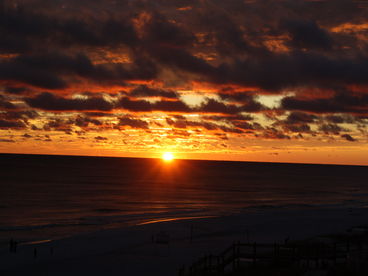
[[0, 220, 110, 232], [244, 203, 314, 210], [92, 208, 123, 213], [352, 193, 368, 197], [0, 209, 209, 233]]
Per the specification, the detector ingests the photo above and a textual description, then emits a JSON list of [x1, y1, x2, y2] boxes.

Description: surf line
[[136, 215, 216, 226], [21, 239, 52, 246]]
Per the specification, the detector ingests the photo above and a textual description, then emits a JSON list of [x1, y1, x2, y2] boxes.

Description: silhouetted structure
[[180, 234, 368, 276]]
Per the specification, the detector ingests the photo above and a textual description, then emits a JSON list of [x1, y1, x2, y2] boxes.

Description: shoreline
[[1, 206, 368, 275]]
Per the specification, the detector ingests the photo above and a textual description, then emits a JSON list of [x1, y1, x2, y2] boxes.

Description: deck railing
[[179, 237, 368, 276]]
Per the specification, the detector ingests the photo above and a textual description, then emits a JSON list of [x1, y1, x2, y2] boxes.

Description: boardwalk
[[180, 234, 368, 275]]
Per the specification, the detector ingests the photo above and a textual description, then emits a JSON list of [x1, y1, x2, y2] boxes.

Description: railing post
[[232, 243, 236, 271], [237, 241, 240, 269], [221, 255, 225, 274], [253, 242, 257, 266], [315, 245, 319, 268], [274, 243, 277, 265], [209, 254, 212, 271]]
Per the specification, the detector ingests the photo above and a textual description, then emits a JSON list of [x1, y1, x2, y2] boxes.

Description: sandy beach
[[1, 206, 367, 276]]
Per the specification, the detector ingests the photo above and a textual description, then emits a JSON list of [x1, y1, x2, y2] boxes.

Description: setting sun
[[162, 152, 174, 162]]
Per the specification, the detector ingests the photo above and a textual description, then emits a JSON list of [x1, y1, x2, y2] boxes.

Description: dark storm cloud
[[118, 97, 191, 113], [203, 114, 254, 122], [284, 123, 311, 133], [281, 19, 333, 50], [0, 57, 67, 89], [1, 0, 368, 140], [0, 3, 138, 49], [260, 128, 291, 140], [3, 86, 30, 95], [148, 45, 216, 77], [95, 136, 108, 141], [272, 112, 316, 134], [0, 95, 17, 109], [199, 98, 264, 114], [143, 13, 194, 48], [212, 52, 368, 91], [0, 0, 367, 93], [119, 96, 260, 115], [218, 92, 264, 112], [1, 110, 38, 120], [42, 119, 73, 133], [319, 123, 343, 135], [194, 7, 254, 56], [166, 117, 217, 130], [24, 92, 114, 111], [198, 99, 242, 115], [282, 92, 368, 114], [130, 85, 178, 99], [69, 115, 102, 127], [234, 121, 263, 131], [341, 134, 357, 142], [219, 92, 255, 102], [0, 108, 36, 129], [166, 117, 243, 134], [0, 119, 26, 129], [325, 114, 345, 124], [0, 34, 32, 54], [286, 112, 318, 124], [0, 52, 157, 89], [117, 117, 149, 129]]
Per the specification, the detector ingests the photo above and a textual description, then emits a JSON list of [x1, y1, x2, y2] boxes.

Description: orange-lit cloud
[[0, 0, 367, 165]]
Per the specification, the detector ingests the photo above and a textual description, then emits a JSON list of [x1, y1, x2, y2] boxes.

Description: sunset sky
[[0, 0, 367, 165]]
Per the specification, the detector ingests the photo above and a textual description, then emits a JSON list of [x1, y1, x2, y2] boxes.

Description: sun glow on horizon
[[162, 152, 174, 162]]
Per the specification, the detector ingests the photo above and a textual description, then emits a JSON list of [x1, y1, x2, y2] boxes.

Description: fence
[[179, 237, 368, 276]]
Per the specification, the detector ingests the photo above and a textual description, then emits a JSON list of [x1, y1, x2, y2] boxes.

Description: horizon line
[[0, 152, 366, 168]]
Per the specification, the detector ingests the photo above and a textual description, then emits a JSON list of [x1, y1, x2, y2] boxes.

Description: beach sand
[[1, 206, 367, 276]]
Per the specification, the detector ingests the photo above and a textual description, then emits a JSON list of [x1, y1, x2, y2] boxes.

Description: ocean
[[0, 153, 367, 246]]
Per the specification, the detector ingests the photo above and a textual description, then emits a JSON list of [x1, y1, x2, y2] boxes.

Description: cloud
[[281, 19, 333, 50], [285, 123, 311, 133], [260, 127, 291, 140], [1, 110, 38, 120], [0, 52, 158, 89], [0, 138, 15, 143], [130, 85, 178, 99], [282, 91, 368, 114], [341, 134, 357, 142], [1, 0, 368, 148], [95, 136, 108, 141], [0, 95, 17, 109], [70, 115, 102, 127], [198, 98, 264, 114], [0, 119, 26, 129], [4, 86, 30, 95], [117, 117, 149, 129], [0, 57, 67, 89], [319, 123, 343, 134], [325, 115, 349, 124], [24, 92, 114, 111], [286, 112, 318, 124], [118, 96, 191, 113], [0, 3, 138, 49]]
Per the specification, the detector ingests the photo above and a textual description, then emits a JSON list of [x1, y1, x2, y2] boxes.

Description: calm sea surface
[[0, 154, 367, 244]]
